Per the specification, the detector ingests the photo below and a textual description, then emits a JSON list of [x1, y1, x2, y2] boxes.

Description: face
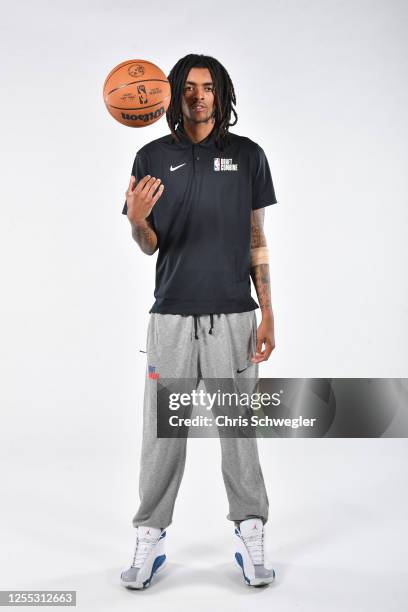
[[181, 67, 215, 124]]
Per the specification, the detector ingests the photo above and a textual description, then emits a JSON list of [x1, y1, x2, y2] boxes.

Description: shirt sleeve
[[251, 144, 278, 210]]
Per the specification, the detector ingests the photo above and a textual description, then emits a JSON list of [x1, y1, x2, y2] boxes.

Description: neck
[[182, 117, 215, 144]]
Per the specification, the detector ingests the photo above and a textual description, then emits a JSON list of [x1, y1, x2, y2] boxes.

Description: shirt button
[[196, 156, 200, 160]]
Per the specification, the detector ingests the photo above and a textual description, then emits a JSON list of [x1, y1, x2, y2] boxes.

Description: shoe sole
[[120, 559, 167, 590], [234, 557, 275, 586]]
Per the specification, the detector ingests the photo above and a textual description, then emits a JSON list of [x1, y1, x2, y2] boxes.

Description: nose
[[193, 88, 205, 101]]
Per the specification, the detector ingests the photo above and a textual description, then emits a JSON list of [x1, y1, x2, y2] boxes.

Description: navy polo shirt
[[122, 124, 278, 315]]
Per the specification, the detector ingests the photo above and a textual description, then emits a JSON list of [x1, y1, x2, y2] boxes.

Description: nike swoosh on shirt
[[170, 163, 187, 172]]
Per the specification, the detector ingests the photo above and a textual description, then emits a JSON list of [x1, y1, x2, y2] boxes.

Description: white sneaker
[[120, 526, 167, 590], [234, 518, 276, 586]]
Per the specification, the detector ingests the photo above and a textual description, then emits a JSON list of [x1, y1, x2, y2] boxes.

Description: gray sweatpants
[[132, 310, 269, 530]]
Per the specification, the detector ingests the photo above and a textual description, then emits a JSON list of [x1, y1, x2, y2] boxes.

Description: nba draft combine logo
[[213, 158, 238, 171], [148, 365, 160, 380]]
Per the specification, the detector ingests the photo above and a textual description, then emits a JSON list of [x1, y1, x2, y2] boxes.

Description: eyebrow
[[185, 81, 213, 86]]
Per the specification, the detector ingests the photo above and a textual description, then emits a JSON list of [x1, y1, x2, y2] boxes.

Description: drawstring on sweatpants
[[193, 314, 215, 339]]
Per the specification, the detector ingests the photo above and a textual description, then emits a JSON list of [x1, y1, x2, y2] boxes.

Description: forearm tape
[[250, 246, 269, 267]]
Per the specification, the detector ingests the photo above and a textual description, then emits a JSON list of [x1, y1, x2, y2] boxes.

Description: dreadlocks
[[166, 54, 238, 151]]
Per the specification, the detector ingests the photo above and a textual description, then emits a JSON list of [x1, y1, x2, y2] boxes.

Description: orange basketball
[[103, 59, 171, 128]]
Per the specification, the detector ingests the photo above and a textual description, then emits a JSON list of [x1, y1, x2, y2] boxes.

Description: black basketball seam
[[107, 95, 171, 112], [106, 79, 170, 98]]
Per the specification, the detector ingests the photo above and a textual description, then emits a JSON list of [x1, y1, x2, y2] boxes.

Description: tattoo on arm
[[250, 209, 272, 314], [252, 263, 272, 313], [131, 219, 158, 255], [251, 209, 266, 248]]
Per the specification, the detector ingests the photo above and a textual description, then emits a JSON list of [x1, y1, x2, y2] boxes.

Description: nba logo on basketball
[[137, 84, 148, 104], [214, 158, 220, 171]]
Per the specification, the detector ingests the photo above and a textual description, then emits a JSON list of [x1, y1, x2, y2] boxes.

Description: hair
[[166, 54, 238, 151]]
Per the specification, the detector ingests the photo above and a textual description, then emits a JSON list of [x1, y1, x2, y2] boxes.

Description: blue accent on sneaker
[[142, 554, 166, 588], [235, 552, 250, 585]]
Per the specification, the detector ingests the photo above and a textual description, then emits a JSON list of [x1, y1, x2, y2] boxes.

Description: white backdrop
[[0, 1, 407, 610]]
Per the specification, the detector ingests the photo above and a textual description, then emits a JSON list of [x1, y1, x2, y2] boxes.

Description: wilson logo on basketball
[[121, 107, 165, 123]]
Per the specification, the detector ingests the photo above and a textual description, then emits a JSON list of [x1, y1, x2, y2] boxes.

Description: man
[[120, 54, 278, 589]]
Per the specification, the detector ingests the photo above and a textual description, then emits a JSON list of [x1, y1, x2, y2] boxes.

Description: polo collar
[[174, 123, 217, 148]]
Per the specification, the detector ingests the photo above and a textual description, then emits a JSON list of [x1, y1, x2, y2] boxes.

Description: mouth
[[191, 105, 206, 112]]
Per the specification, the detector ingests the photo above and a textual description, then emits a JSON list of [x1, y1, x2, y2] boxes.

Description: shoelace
[[131, 535, 157, 568], [242, 530, 264, 565]]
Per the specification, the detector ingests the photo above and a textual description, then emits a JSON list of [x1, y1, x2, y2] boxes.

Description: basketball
[[103, 59, 171, 128]]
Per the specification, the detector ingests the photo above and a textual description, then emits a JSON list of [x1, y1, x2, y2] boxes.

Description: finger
[[251, 355, 265, 364], [251, 337, 266, 362], [145, 177, 161, 197], [263, 341, 273, 360], [150, 183, 165, 206], [128, 175, 136, 191], [134, 174, 152, 193], [252, 355, 267, 363]]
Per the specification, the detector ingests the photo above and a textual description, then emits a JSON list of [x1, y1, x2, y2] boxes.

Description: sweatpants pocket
[[146, 314, 157, 354], [251, 311, 258, 354]]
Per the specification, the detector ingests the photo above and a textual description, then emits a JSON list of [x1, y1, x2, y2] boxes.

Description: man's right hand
[[125, 174, 164, 225]]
